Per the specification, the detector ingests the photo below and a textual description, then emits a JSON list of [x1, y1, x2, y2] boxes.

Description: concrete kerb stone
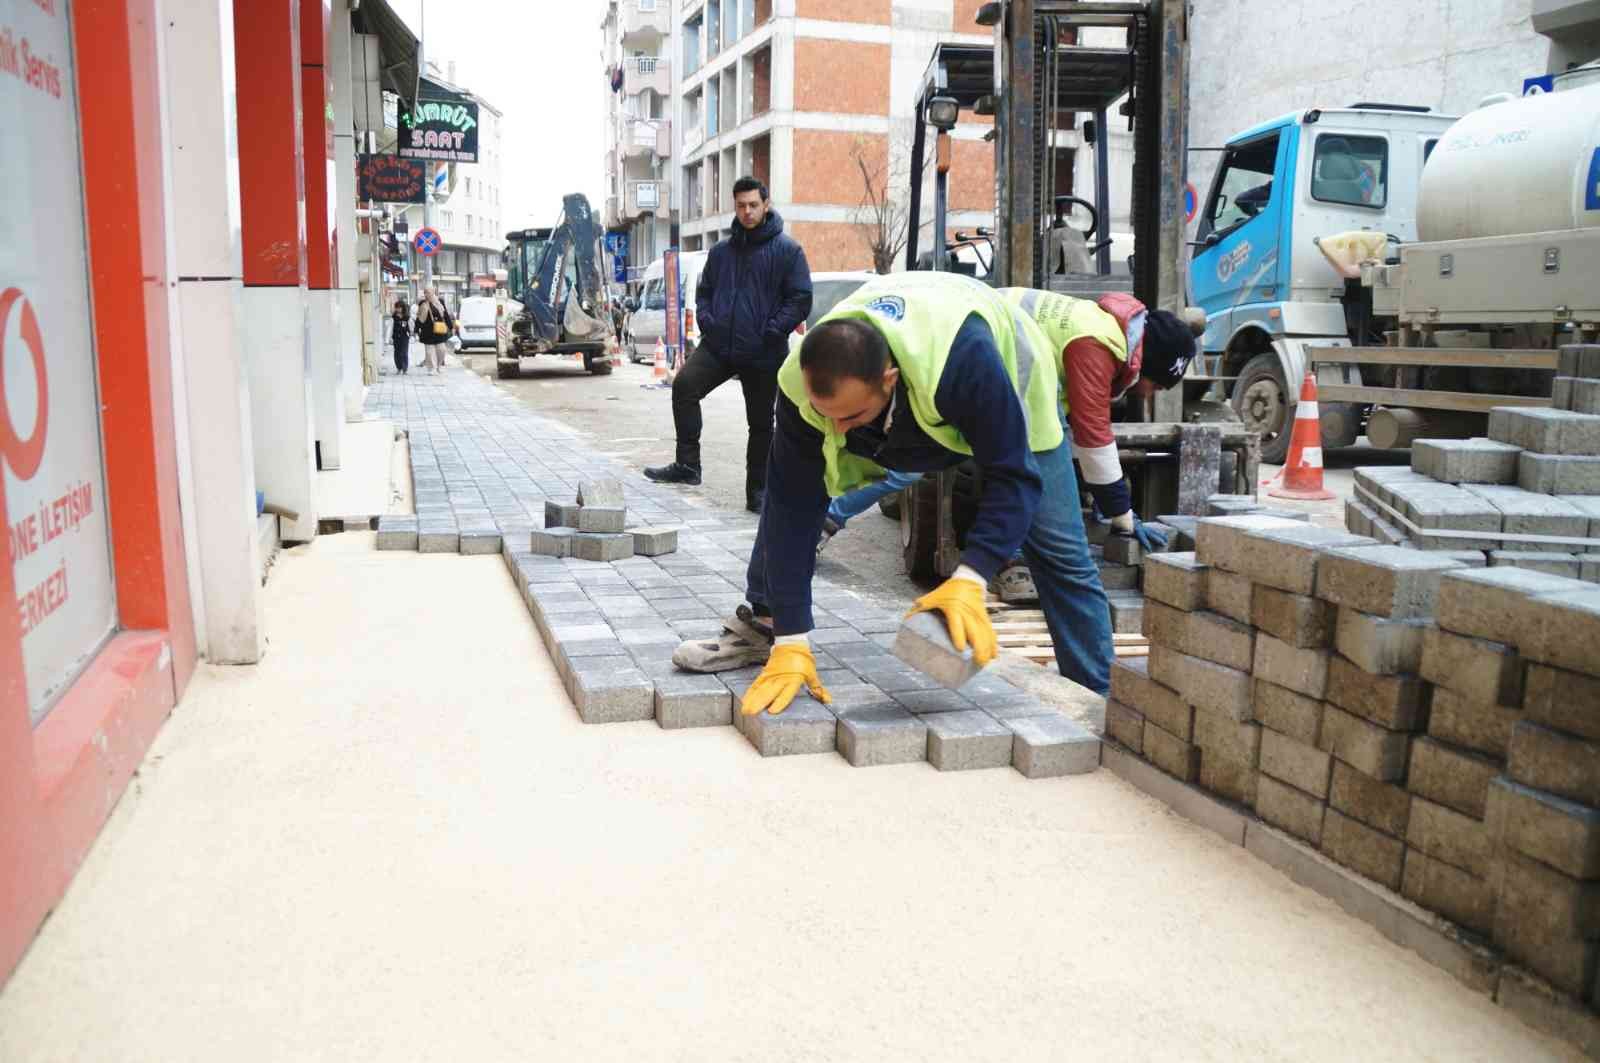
[[1148, 643, 1252, 722], [1523, 587, 1600, 679], [925, 709, 1016, 770], [1435, 566, 1589, 646], [1229, 523, 1377, 596], [1006, 713, 1100, 778], [1193, 514, 1303, 574], [1420, 624, 1524, 707], [1333, 609, 1428, 676], [1412, 437, 1522, 484], [1142, 551, 1207, 611]]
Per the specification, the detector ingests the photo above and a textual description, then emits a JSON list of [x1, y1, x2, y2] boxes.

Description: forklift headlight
[[927, 96, 960, 131]]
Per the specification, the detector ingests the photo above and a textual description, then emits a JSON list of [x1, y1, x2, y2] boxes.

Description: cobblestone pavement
[[363, 365, 1099, 776]]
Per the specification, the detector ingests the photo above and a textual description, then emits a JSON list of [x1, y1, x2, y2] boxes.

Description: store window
[[4, 3, 118, 723]]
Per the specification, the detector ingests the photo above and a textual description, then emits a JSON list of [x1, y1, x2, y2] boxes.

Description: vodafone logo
[[0, 287, 48, 481]]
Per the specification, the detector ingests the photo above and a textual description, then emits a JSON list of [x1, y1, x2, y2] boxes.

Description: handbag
[[432, 320, 449, 336]]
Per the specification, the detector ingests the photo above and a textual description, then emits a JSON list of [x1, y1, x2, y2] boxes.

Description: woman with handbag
[[391, 298, 412, 375], [414, 287, 457, 375]]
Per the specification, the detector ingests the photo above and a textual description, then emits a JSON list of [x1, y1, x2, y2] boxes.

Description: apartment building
[[602, 0, 675, 282], [603, 0, 998, 276]]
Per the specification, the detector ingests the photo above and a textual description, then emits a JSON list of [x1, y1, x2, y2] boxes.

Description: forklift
[[894, 0, 1257, 581]]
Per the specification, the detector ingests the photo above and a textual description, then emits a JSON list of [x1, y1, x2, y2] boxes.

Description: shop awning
[[352, 0, 420, 116]]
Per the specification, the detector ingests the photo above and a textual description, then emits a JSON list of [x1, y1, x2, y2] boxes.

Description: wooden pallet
[[986, 596, 1148, 664]]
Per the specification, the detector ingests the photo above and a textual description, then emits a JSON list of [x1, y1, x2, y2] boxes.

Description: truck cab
[[1191, 106, 1457, 461]]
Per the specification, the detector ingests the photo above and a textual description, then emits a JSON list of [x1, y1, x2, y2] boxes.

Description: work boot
[[995, 563, 1039, 605], [746, 487, 765, 514], [670, 605, 774, 673], [644, 461, 702, 485]]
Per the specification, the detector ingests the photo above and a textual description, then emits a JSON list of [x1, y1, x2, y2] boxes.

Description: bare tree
[[850, 137, 909, 275]]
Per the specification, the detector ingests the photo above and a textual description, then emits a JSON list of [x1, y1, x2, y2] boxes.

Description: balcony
[[620, 0, 669, 43], [623, 56, 671, 97], [622, 119, 671, 160], [604, 195, 623, 229], [627, 179, 670, 220]]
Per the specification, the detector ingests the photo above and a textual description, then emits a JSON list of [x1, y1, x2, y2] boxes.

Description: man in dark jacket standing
[[645, 176, 812, 512]]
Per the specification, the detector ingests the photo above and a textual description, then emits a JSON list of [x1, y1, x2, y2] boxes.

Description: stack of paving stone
[[1431, 566, 1600, 1008], [499, 532, 1100, 778], [530, 477, 681, 562], [1345, 348, 1600, 572]]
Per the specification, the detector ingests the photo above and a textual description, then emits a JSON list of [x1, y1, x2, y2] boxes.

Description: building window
[[464, 176, 471, 196], [638, 0, 657, 9], [683, 16, 701, 75]]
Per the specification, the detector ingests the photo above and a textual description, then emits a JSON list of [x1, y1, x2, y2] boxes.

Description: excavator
[[496, 192, 616, 378]]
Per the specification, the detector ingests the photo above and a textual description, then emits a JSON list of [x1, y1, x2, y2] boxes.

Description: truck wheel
[[1232, 352, 1292, 465], [584, 352, 613, 375], [877, 492, 903, 521], [496, 359, 519, 380], [901, 478, 940, 582]]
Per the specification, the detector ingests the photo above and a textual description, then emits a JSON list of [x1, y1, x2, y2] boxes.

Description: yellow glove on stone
[[740, 643, 832, 717], [906, 573, 997, 668]]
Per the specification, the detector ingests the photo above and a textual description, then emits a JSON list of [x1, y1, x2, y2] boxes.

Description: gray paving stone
[[417, 527, 460, 553], [1143, 551, 1207, 611], [531, 527, 576, 557], [577, 507, 628, 533], [570, 532, 635, 562], [740, 698, 838, 756], [1007, 714, 1100, 778], [1489, 407, 1600, 456], [1333, 608, 1428, 675], [654, 674, 734, 729], [1519, 452, 1600, 495], [892, 610, 982, 689], [459, 529, 502, 555], [628, 526, 680, 556], [837, 706, 928, 766], [576, 477, 626, 507], [978, 695, 1058, 722], [544, 500, 580, 528], [1313, 544, 1466, 618], [375, 515, 418, 551], [1464, 484, 1590, 549], [569, 664, 655, 724], [1572, 378, 1600, 415], [891, 689, 976, 715], [1193, 514, 1319, 579], [1411, 437, 1521, 484], [1490, 550, 1584, 578], [1390, 481, 1504, 550], [925, 710, 1015, 770], [1559, 344, 1600, 379]]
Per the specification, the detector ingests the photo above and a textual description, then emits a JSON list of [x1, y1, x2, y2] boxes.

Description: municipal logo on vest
[[865, 295, 906, 321]]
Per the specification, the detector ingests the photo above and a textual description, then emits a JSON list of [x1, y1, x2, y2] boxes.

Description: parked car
[[628, 251, 709, 363], [801, 271, 878, 331], [456, 295, 499, 350]]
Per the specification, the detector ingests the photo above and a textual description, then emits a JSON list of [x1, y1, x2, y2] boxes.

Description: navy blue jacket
[[757, 314, 1044, 635], [695, 209, 812, 368]]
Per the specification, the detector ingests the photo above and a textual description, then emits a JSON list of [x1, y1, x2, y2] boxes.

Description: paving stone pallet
[[364, 365, 1099, 778], [1117, 508, 1600, 1039]]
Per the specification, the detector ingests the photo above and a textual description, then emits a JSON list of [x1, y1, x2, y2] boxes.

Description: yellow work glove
[[907, 577, 997, 667], [740, 643, 833, 717]]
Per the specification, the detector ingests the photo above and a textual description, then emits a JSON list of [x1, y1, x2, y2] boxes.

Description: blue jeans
[[827, 470, 924, 526], [1023, 435, 1113, 695]]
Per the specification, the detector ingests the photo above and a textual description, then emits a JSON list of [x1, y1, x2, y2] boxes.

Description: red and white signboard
[[3, 2, 118, 723]]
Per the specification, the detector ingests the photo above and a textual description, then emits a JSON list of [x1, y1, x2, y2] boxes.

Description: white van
[[456, 295, 499, 350], [629, 251, 709, 363]]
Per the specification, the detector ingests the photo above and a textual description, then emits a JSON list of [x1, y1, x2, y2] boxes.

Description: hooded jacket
[[694, 208, 812, 368]]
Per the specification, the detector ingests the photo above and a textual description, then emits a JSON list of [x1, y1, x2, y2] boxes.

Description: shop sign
[[663, 249, 681, 353], [398, 79, 479, 163], [357, 153, 426, 203], [2, 2, 118, 723]]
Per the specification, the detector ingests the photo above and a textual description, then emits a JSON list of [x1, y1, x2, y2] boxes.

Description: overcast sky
[[388, 0, 608, 232]]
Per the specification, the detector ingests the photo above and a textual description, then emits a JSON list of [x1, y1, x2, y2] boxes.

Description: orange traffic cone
[[652, 337, 667, 382], [1270, 372, 1335, 501]]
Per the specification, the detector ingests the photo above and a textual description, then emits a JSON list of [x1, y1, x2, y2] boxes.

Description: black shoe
[[644, 461, 702, 485], [745, 489, 765, 514]]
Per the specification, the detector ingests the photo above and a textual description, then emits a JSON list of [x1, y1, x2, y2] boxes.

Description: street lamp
[[926, 95, 960, 131]]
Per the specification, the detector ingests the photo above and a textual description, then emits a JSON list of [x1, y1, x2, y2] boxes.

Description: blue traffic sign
[[413, 227, 442, 256], [1523, 74, 1555, 96]]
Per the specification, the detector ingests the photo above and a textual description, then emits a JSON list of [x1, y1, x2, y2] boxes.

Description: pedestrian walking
[[672, 271, 1198, 712], [644, 176, 812, 513], [414, 286, 456, 374], [391, 298, 412, 375]]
